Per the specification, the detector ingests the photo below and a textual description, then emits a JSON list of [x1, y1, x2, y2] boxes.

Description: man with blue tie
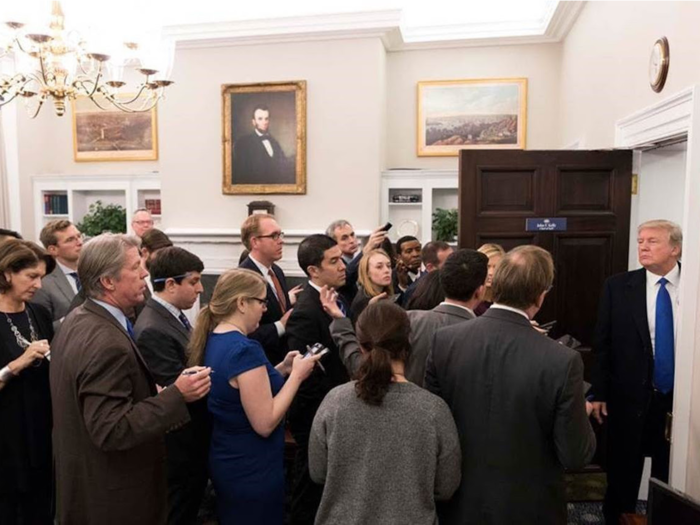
[[133, 246, 209, 525], [592, 219, 681, 523]]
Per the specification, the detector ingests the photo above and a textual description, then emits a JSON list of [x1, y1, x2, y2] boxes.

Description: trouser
[[603, 390, 672, 523], [289, 441, 324, 525], [0, 470, 53, 525]]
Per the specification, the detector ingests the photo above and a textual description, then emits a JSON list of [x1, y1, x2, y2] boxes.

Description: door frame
[[615, 86, 700, 493]]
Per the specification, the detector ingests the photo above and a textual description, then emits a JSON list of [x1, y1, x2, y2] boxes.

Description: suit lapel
[[147, 298, 190, 341], [84, 299, 157, 386], [53, 268, 76, 302], [626, 269, 653, 352]]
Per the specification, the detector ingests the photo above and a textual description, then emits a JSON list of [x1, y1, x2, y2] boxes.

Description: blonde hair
[[241, 213, 275, 250], [638, 220, 683, 258], [478, 243, 505, 302], [358, 249, 394, 298], [188, 268, 267, 367], [492, 245, 554, 310]]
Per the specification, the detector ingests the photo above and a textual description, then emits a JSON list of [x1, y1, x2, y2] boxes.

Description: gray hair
[[79, 233, 141, 299], [132, 207, 152, 220], [325, 219, 352, 240], [638, 219, 683, 257]]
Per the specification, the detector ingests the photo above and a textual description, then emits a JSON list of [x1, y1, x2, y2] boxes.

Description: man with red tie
[[592, 219, 681, 523], [239, 213, 301, 365]]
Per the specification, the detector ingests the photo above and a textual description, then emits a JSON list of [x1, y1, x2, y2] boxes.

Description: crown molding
[[165, 2, 584, 51]]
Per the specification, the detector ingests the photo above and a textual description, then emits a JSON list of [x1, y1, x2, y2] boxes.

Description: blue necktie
[[178, 312, 192, 331], [126, 319, 136, 341], [654, 277, 675, 393], [336, 299, 347, 316], [69, 272, 82, 291]]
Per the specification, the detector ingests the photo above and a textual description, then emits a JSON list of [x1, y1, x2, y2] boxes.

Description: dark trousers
[[166, 402, 210, 525], [289, 442, 324, 525], [0, 469, 53, 525], [603, 390, 672, 523]]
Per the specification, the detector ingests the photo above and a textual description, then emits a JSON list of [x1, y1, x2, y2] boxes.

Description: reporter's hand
[[10, 339, 50, 373], [530, 320, 548, 335], [279, 308, 293, 327], [288, 285, 303, 306], [368, 292, 389, 305], [395, 260, 410, 289], [319, 286, 344, 319], [362, 227, 388, 255], [173, 366, 212, 403], [289, 352, 322, 383], [280, 350, 301, 376], [590, 401, 608, 424]]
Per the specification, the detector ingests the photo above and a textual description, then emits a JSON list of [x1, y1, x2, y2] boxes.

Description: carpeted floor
[[568, 501, 647, 525]]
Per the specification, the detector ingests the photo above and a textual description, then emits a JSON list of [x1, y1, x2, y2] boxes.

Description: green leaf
[[76, 200, 127, 237]]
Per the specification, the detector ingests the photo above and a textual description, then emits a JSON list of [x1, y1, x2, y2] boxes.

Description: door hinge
[[631, 173, 639, 195]]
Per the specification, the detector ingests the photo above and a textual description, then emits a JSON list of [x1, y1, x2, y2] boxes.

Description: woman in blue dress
[[188, 268, 319, 524]]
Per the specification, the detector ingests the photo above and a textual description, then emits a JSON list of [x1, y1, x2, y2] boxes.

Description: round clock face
[[649, 37, 669, 92]]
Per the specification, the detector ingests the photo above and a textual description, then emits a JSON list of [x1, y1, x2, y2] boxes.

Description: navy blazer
[[239, 256, 291, 365]]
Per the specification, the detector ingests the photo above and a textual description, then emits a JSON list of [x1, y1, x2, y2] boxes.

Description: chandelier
[[0, 1, 174, 117]]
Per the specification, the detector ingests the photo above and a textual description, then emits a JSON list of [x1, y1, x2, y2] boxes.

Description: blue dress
[[205, 331, 286, 524]]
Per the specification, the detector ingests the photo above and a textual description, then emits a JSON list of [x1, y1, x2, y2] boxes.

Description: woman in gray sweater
[[308, 301, 461, 525]]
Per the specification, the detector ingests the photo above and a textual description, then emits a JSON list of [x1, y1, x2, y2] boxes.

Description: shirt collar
[[248, 254, 271, 275], [440, 301, 475, 317], [307, 280, 323, 294], [57, 260, 77, 276], [92, 299, 130, 331], [490, 303, 531, 320], [152, 294, 183, 320], [646, 263, 680, 288]]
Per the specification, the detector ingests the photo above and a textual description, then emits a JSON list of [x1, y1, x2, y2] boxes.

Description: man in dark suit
[[33, 219, 83, 329], [286, 234, 350, 525], [232, 105, 295, 185], [392, 235, 422, 294], [133, 247, 209, 525], [50, 233, 212, 525], [325, 220, 389, 305], [239, 213, 300, 365], [405, 248, 486, 384], [592, 219, 682, 523], [401, 240, 453, 307], [425, 245, 595, 525]]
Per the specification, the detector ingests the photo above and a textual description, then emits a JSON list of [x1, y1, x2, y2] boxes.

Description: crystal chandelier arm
[[0, 75, 41, 107], [72, 62, 105, 99], [26, 93, 47, 119], [99, 87, 162, 113]]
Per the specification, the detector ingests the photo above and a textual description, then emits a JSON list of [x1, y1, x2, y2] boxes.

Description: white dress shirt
[[646, 264, 680, 356], [152, 294, 184, 322], [249, 254, 285, 337], [255, 129, 274, 157], [92, 299, 130, 332], [490, 303, 530, 320]]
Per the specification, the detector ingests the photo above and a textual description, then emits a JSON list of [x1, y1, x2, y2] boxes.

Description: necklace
[[4, 311, 38, 349], [219, 320, 246, 334]]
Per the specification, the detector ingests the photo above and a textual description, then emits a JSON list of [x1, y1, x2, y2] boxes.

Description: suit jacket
[[239, 256, 291, 365], [286, 286, 350, 446], [425, 308, 595, 525], [32, 265, 76, 330], [50, 299, 190, 525], [133, 298, 190, 386], [406, 303, 474, 385], [66, 287, 151, 327], [337, 252, 361, 305], [591, 268, 658, 436], [232, 132, 295, 185]]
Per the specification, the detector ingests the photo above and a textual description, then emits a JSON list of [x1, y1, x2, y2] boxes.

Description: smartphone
[[379, 222, 392, 232], [538, 320, 556, 331], [304, 343, 330, 359]]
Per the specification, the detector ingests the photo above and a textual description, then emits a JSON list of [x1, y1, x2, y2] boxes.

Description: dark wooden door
[[459, 150, 632, 345]]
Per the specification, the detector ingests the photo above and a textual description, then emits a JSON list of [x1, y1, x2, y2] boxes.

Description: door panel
[[460, 150, 632, 345]]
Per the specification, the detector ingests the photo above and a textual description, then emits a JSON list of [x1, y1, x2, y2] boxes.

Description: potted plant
[[77, 200, 127, 237], [432, 208, 458, 242]]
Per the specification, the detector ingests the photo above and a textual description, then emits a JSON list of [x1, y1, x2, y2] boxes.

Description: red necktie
[[268, 269, 288, 312]]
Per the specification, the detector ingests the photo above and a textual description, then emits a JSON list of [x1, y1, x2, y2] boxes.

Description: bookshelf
[[33, 174, 161, 239], [380, 169, 458, 243]]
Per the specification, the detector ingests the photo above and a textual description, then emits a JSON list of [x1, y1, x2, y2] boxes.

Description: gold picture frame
[[222, 81, 307, 195], [417, 78, 527, 156], [71, 96, 158, 162]]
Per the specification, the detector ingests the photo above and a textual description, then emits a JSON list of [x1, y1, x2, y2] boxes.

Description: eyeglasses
[[133, 220, 154, 226], [256, 232, 284, 241], [546, 285, 554, 293], [247, 297, 268, 307], [152, 273, 189, 284]]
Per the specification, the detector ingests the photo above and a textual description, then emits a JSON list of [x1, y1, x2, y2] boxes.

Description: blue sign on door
[[525, 218, 568, 232]]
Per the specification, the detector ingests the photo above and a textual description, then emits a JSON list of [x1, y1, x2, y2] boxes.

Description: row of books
[[44, 193, 68, 215], [145, 199, 162, 216]]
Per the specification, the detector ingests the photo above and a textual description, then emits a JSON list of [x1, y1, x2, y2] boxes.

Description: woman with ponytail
[[308, 300, 461, 524], [188, 268, 320, 524]]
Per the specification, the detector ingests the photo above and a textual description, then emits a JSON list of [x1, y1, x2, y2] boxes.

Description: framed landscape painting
[[222, 80, 307, 195], [71, 96, 158, 162], [417, 78, 527, 156]]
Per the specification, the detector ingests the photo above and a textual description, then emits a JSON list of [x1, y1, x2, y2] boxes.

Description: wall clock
[[649, 37, 670, 93]]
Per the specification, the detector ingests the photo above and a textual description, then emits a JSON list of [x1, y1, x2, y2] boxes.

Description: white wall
[[386, 43, 562, 169], [559, 1, 700, 148]]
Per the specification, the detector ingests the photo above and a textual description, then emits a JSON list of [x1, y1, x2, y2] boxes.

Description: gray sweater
[[309, 381, 461, 525]]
